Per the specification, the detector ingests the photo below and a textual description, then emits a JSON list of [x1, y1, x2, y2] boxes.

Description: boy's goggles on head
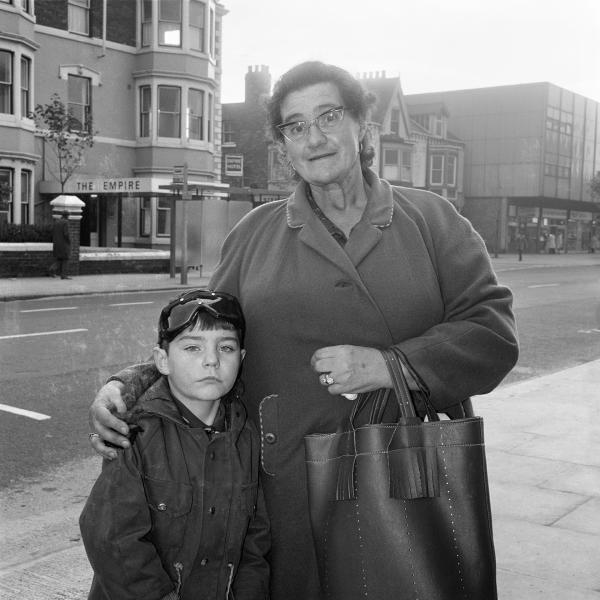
[[158, 290, 245, 345]]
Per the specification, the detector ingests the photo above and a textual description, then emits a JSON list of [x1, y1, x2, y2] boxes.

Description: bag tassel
[[335, 453, 357, 500], [388, 445, 440, 500]]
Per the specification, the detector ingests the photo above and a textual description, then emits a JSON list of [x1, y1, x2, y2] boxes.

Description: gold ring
[[88, 432, 100, 441]]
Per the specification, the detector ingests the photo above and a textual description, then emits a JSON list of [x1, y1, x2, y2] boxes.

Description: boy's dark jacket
[[80, 377, 270, 600]]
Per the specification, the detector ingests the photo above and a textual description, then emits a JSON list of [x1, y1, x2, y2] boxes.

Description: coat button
[[200, 558, 208, 566], [208, 506, 216, 514], [264, 432, 277, 444], [157, 503, 167, 511]]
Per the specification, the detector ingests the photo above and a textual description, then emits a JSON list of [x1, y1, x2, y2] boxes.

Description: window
[[140, 86, 151, 137], [68, 0, 90, 35], [401, 150, 411, 181], [430, 155, 444, 185], [159, 0, 182, 47], [188, 88, 204, 140], [20, 170, 30, 224], [68, 75, 91, 131], [446, 155, 457, 187], [158, 86, 180, 137], [141, 0, 153, 47], [139, 197, 151, 236], [190, 0, 205, 51], [207, 92, 213, 142], [157, 198, 171, 236], [21, 0, 31, 12], [0, 168, 12, 224], [390, 109, 400, 135], [20, 56, 30, 118], [384, 149, 398, 166], [0, 50, 12, 114], [433, 116, 444, 137], [222, 120, 234, 144]]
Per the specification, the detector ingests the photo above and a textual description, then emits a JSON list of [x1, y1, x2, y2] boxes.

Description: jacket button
[[157, 503, 167, 511], [208, 506, 216, 514], [200, 558, 208, 566], [209, 451, 216, 460], [264, 432, 277, 444]]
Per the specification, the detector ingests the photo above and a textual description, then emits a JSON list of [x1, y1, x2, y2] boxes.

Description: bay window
[[0, 50, 12, 114], [159, 0, 182, 47]]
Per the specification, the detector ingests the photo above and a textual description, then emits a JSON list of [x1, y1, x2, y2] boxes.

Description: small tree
[[33, 93, 96, 192]]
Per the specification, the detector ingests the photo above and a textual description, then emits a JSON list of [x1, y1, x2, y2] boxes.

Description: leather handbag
[[304, 348, 497, 600]]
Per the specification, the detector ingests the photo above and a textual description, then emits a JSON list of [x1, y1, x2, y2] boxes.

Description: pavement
[[0, 252, 599, 598]]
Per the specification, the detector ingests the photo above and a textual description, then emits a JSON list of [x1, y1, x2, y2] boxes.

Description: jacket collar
[[137, 376, 247, 437], [286, 168, 394, 230]]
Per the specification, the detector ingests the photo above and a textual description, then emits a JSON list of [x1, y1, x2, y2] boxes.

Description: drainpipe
[[99, 0, 107, 57]]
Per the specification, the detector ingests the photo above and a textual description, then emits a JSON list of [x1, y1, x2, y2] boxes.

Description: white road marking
[[0, 403, 51, 420], [0, 328, 88, 340], [109, 301, 155, 307], [528, 283, 559, 288], [20, 307, 78, 313], [578, 329, 600, 334]]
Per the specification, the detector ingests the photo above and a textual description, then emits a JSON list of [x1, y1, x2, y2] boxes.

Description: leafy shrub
[[0, 222, 53, 242]]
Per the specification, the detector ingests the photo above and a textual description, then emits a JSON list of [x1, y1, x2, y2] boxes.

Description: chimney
[[245, 64, 272, 104]]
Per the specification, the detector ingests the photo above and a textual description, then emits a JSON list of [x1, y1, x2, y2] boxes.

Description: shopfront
[[508, 203, 599, 254]]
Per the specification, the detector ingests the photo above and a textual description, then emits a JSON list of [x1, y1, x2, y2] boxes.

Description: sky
[[220, 0, 600, 104]]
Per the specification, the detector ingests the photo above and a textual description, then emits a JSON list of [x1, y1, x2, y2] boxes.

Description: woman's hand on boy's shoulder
[[89, 380, 131, 460]]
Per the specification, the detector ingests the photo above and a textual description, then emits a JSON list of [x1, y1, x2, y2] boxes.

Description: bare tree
[[33, 93, 95, 193]]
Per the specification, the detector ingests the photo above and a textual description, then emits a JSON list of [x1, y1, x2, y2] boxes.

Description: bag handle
[[349, 348, 439, 428]]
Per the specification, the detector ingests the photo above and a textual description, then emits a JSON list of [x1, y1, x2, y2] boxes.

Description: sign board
[[173, 165, 186, 184], [71, 178, 149, 194], [225, 155, 243, 177]]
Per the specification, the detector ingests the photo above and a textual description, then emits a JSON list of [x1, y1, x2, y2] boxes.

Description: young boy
[[80, 289, 270, 600]]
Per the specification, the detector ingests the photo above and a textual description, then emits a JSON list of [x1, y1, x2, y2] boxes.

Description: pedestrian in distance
[[88, 61, 518, 599], [516, 231, 527, 261], [546, 231, 557, 254], [48, 210, 72, 279], [80, 289, 270, 600]]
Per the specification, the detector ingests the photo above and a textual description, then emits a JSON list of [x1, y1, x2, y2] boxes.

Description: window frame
[[156, 197, 171, 236], [20, 169, 31, 224], [158, 0, 182, 47], [141, 0, 153, 47], [189, 0, 206, 51], [0, 167, 13, 224], [67, 74, 91, 132], [430, 154, 444, 186], [139, 85, 151, 137], [20, 55, 30, 118], [446, 154, 457, 187], [0, 49, 13, 115], [187, 88, 204, 140], [68, 0, 90, 35], [139, 197, 152, 237], [157, 85, 181, 138]]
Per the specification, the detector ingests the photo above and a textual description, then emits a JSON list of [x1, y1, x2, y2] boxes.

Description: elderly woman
[[89, 61, 518, 599]]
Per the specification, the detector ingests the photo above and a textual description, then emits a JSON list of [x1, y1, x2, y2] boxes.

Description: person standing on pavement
[[49, 211, 71, 279], [80, 289, 270, 600], [516, 231, 527, 261], [87, 61, 518, 599]]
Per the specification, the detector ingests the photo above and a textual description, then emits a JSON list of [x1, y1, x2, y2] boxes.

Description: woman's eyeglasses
[[277, 106, 345, 143], [158, 290, 245, 344]]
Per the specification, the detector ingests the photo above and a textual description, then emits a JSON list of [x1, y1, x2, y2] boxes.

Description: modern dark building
[[406, 84, 600, 253]]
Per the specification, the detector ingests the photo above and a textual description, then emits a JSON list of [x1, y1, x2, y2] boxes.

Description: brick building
[[0, 0, 241, 269]]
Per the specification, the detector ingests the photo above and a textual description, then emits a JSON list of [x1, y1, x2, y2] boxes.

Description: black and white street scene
[[1, 1, 599, 599]]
